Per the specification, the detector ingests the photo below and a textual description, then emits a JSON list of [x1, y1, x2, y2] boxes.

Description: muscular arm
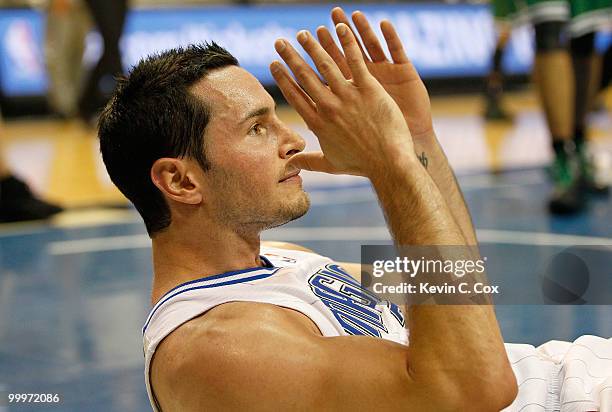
[[368, 152, 514, 401], [152, 300, 514, 412]]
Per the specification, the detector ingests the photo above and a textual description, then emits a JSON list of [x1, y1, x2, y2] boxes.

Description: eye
[[248, 123, 266, 136]]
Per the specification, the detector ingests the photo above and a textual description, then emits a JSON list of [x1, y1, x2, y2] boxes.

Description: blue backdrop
[[0, 3, 610, 97]]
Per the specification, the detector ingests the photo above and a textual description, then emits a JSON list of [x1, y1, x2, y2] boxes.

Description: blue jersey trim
[[152, 255, 276, 304], [143, 268, 279, 334]]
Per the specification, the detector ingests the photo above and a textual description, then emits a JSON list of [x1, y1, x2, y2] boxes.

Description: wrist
[[367, 147, 422, 185]]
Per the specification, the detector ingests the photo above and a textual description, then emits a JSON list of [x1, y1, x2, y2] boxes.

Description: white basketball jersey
[[142, 247, 612, 412], [142, 246, 408, 412]]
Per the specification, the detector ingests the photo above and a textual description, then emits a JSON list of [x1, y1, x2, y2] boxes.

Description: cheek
[[216, 148, 279, 192]]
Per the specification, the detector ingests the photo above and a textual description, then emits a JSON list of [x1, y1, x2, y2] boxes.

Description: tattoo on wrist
[[417, 152, 428, 169]]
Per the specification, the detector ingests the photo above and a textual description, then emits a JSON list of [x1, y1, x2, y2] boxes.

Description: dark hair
[[98, 42, 238, 236]]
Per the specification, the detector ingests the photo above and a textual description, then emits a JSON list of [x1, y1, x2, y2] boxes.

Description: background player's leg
[[79, 0, 128, 122], [568, 0, 612, 194], [570, 32, 594, 147], [533, 22, 573, 144], [45, 0, 91, 119], [485, 27, 512, 120], [570, 32, 609, 194], [532, 19, 582, 213], [485, 0, 515, 120]]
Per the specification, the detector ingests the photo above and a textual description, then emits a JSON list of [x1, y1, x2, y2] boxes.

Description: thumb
[[288, 152, 340, 174]]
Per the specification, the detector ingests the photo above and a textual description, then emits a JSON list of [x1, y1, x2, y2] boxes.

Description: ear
[[150, 158, 203, 205]]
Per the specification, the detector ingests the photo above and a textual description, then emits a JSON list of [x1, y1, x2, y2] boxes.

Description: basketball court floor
[[0, 89, 611, 411]]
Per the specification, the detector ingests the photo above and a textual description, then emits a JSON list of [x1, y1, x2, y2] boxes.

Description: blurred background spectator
[[45, 0, 91, 119], [78, 0, 128, 122]]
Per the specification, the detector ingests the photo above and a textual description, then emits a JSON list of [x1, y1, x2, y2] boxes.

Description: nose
[[278, 122, 306, 159]]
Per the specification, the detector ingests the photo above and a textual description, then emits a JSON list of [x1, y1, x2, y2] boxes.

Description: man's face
[[190, 66, 310, 231]]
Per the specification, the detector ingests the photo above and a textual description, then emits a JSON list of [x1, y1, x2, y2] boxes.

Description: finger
[[296, 30, 347, 93], [380, 20, 410, 64], [330, 7, 369, 61], [274, 38, 329, 103], [288, 152, 340, 174], [335, 23, 370, 84], [352, 11, 387, 62], [316, 26, 351, 80], [270, 61, 317, 124]]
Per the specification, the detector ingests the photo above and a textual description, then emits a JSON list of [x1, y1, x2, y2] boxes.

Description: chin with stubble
[[216, 189, 311, 234]]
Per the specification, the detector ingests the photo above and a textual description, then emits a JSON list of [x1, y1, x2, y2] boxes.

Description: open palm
[[318, 8, 433, 139]]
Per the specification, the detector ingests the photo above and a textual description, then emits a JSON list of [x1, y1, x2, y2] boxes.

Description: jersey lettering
[[308, 264, 405, 337]]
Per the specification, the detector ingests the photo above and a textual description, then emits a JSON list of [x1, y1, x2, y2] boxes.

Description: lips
[[279, 169, 301, 182]]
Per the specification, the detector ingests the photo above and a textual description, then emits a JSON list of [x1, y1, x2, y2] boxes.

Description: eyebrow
[[239, 104, 275, 124]]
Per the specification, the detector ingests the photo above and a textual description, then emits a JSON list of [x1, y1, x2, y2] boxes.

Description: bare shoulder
[[150, 302, 326, 411]]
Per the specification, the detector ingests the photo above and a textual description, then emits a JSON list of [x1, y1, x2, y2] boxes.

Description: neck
[[150, 216, 263, 305]]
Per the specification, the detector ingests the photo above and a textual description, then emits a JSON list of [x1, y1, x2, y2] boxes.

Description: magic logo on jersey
[[308, 264, 405, 338]]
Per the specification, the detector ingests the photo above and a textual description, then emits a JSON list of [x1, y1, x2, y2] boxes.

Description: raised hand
[[317, 8, 433, 140], [271, 23, 415, 177]]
